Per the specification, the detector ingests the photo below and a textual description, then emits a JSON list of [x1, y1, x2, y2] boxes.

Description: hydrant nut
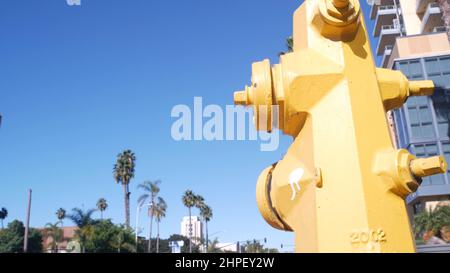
[[326, 0, 356, 20]]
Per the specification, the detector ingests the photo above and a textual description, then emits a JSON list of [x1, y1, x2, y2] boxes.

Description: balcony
[[376, 25, 402, 56], [381, 45, 393, 68], [370, 0, 398, 20], [421, 3, 444, 34], [373, 5, 399, 37], [433, 26, 447, 33], [416, 0, 435, 14]]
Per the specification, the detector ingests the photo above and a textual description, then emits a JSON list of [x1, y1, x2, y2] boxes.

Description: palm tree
[[437, 0, 450, 40], [199, 204, 213, 253], [153, 197, 167, 253], [55, 208, 66, 228], [207, 238, 222, 253], [244, 240, 264, 253], [0, 207, 7, 229], [182, 190, 196, 253], [278, 36, 294, 56], [112, 227, 136, 253], [44, 222, 64, 253], [286, 36, 293, 52], [413, 205, 449, 243], [137, 180, 161, 253], [67, 207, 97, 253], [96, 198, 108, 220], [113, 149, 136, 228], [194, 194, 204, 209]]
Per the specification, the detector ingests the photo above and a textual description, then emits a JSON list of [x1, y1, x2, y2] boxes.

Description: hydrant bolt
[[234, 89, 249, 106]]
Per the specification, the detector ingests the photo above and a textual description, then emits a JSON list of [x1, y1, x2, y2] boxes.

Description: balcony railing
[[379, 5, 396, 11], [376, 25, 401, 55], [371, 0, 399, 19], [421, 2, 443, 33], [433, 26, 447, 33], [373, 5, 399, 37], [381, 45, 394, 68], [381, 25, 398, 31]]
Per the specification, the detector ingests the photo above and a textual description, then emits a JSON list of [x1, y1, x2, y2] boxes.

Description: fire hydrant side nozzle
[[376, 68, 436, 111]]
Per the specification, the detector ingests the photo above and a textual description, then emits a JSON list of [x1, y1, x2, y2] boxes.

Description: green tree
[[207, 238, 223, 253], [153, 197, 167, 253], [243, 240, 264, 253], [279, 36, 293, 56], [0, 220, 42, 253], [193, 194, 205, 251], [67, 207, 97, 253], [199, 204, 212, 253], [414, 205, 450, 242], [167, 234, 201, 253], [0, 208, 7, 229], [55, 208, 66, 228], [182, 190, 196, 253], [113, 149, 136, 228], [44, 222, 64, 253], [137, 180, 161, 253], [111, 226, 136, 253], [96, 198, 108, 220], [85, 220, 135, 253]]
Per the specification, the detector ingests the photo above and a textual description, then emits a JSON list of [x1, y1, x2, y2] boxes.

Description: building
[[180, 216, 203, 244], [40, 226, 78, 253], [216, 242, 239, 252], [370, 0, 450, 215], [169, 240, 184, 253]]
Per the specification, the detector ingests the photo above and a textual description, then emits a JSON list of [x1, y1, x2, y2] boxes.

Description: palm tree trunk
[[189, 207, 192, 253], [148, 213, 153, 253], [101, 211, 103, 220], [124, 183, 130, 228], [1, 219, 3, 229], [147, 198, 155, 253], [438, 0, 450, 40], [118, 235, 121, 253], [205, 221, 209, 253], [156, 220, 160, 253]]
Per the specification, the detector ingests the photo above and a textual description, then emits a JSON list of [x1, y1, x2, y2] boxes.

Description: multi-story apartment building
[[371, 0, 450, 215]]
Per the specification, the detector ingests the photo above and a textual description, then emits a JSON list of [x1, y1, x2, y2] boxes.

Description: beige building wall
[[387, 32, 450, 68], [399, 0, 423, 35]]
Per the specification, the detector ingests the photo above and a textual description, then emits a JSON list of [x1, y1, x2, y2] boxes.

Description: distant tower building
[[180, 216, 203, 244]]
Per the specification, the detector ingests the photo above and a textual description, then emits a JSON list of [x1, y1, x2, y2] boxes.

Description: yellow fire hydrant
[[234, 0, 447, 253]]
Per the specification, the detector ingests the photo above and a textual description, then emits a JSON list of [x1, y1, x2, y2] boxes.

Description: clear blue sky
[[0, 0, 380, 250]]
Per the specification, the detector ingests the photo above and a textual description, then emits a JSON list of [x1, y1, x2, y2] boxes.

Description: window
[[409, 60, 424, 80], [397, 60, 424, 80], [425, 58, 440, 76], [393, 56, 450, 189], [406, 101, 435, 139], [425, 56, 450, 89], [431, 90, 450, 139]]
